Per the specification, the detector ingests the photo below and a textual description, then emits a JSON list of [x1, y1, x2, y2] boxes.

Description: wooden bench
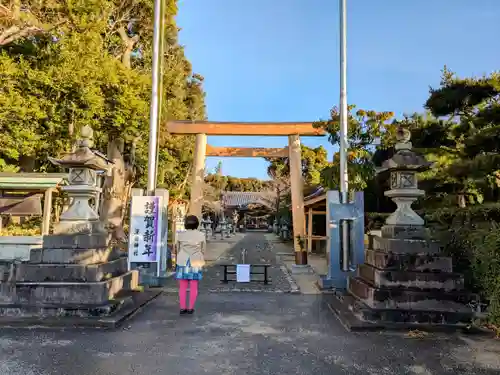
[[220, 264, 271, 284]]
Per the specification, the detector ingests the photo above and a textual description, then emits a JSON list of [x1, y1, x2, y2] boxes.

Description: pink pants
[[178, 279, 199, 310]]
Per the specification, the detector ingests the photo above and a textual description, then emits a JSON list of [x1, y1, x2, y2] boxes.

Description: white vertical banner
[[128, 195, 163, 276], [155, 189, 169, 274]]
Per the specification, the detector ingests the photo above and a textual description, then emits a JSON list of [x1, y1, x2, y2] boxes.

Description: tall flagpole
[[146, 0, 163, 196], [339, 0, 348, 197], [154, 0, 166, 189], [339, 0, 350, 271]]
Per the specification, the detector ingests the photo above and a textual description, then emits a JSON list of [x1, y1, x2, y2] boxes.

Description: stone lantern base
[[325, 224, 478, 332], [0, 233, 160, 328]]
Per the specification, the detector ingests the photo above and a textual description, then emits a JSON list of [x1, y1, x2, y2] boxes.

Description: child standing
[[175, 215, 206, 315]]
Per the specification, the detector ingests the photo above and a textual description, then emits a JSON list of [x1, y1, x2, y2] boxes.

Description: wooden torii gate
[[166, 120, 326, 265]]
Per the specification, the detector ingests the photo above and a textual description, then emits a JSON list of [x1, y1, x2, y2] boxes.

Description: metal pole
[[154, 0, 166, 189], [339, 0, 348, 196], [146, 0, 162, 196], [339, 0, 350, 271]]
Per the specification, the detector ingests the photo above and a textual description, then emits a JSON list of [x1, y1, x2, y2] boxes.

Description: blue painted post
[[317, 190, 365, 290], [351, 191, 365, 272]]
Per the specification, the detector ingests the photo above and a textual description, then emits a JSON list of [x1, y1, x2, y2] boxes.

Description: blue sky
[[176, 0, 500, 180]]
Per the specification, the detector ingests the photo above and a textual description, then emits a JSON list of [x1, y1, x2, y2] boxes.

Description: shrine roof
[[0, 173, 68, 191], [222, 191, 276, 208], [303, 186, 327, 208]]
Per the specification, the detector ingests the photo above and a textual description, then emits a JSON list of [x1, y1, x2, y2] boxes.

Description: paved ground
[[0, 232, 499, 375], [164, 231, 295, 293], [1, 293, 498, 375]]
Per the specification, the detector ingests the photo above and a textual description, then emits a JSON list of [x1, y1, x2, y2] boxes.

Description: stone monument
[[327, 126, 477, 331], [0, 126, 145, 327]]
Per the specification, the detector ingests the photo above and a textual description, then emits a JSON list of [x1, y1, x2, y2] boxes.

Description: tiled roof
[[222, 191, 276, 209], [304, 186, 325, 201]]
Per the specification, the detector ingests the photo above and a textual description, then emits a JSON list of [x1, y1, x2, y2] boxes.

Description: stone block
[[358, 264, 464, 291], [348, 277, 476, 312], [348, 297, 475, 327], [0, 289, 162, 328], [364, 249, 453, 272], [15, 257, 128, 282], [29, 247, 121, 265], [8, 270, 139, 305], [42, 233, 109, 250], [381, 225, 430, 240], [0, 300, 125, 318], [53, 220, 106, 236], [371, 236, 441, 254]]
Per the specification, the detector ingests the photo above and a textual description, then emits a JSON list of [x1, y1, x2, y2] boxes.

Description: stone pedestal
[[327, 226, 478, 332], [326, 127, 477, 331], [0, 233, 145, 326]]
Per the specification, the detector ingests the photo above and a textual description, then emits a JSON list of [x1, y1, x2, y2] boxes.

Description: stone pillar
[[307, 207, 313, 253], [288, 134, 307, 265], [189, 133, 207, 219], [41, 188, 54, 235]]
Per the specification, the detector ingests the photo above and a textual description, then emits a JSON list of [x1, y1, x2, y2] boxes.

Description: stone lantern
[[0, 126, 144, 328], [49, 125, 111, 235], [326, 126, 477, 331], [378, 126, 432, 238], [200, 216, 212, 239], [220, 217, 230, 239]]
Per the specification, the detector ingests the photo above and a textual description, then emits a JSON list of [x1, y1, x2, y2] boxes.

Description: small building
[[0, 172, 67, 261], [303, 187, 328, 254], [221, 191, 277, 227]]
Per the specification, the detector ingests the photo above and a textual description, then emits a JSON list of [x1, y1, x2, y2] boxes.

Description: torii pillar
[[189, 133, 207, 219], [288, 134, 307, 265]]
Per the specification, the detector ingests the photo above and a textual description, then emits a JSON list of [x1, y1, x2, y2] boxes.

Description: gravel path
[[164, 231, 294, 293]]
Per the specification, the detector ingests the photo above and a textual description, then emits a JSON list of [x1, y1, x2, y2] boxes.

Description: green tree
[[0, 0, 206, 238], [313, 105, 394, 191], [266, 145, 329, 186], [425, 67, 500, 206], [0, 0, 205, 194]]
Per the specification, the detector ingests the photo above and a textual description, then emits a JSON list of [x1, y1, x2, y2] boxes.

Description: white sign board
[[236, 264, 251, 282], [128, 196, 163, 273]]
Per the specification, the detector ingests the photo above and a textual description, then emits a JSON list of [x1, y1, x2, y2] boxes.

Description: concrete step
[[14, 257, 128, 282], [349, 297, 475, 326], [381, 225, 430, 240], [348, 277, 476, 313], [0, 270, 139, 305], [42, 233, 109, 249], [29, 246, 121, 265], [0, 298, 128, 318], [358, 264, 464, 291], [369, 236, 441, 254], [0, 289, 162, 328], [324, 293, 478, 332], [364, 249, 453, 272]]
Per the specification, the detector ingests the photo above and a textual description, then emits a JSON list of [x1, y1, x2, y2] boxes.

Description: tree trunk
[[457, 194, 466, 208], [100, 138, 135, 241], [117, 27, 139, 69], [19, 155, 36, 172]]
